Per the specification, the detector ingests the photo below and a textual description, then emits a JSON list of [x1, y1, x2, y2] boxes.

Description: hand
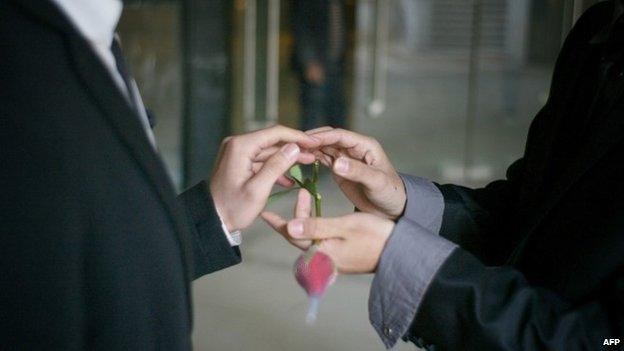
[[262, 189, 394, 274], [210, 125, 320, 232], [307, 128, 406, 220], [305, 61, 325, 85]]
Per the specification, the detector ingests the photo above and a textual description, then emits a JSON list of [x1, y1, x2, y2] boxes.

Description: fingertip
[[333, 157, 349, 175], [297, 152, 316, 164], [294, 188, 312, 219], [297, 187, 311, 203], [315, 153, 333, 167], [299, 134, 321, 148], [305, 126, 333, 135], [321, 146, 341, 158], [312, 149, 325, 159], [281, 143, 300, 161], [277, 175, 295, 187], [287, 218, 305, 237]]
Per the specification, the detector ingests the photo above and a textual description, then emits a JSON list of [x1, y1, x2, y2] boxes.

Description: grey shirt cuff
[[369, 217, 457, 348], [399, 173, 444, 234]]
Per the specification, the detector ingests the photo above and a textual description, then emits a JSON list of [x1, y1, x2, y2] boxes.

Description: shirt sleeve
[[214, 207, 242, 247], [399, 173, 445, 234], [368, 217, 457, 349]]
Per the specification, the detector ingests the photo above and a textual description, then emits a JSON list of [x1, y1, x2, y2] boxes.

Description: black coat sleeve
[[177, 181, 241, 279], [407, 249, 624, 351], [433, 1, 615, 266], [435, 158, 525, 265]]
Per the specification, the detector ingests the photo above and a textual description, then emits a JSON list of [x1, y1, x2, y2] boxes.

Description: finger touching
[[311, 129, 381, 161], [308, 128, 369, 149], [287, 216, 347, 241], [261, 211, 310, 250], [253, 146, 316, 164], [251, 125, 320, 150], [295, 189, 312, 219], [246, 143, 300, 193], [251, 162, 295, 187], [305, 126, 334, 135]]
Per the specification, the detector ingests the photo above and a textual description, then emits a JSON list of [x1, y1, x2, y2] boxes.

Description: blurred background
[[117, 1, 601, 349]]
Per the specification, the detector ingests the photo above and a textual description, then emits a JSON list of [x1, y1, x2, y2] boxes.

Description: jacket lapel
[[14, 0, 194, 286], [67, 37, 194, 276]]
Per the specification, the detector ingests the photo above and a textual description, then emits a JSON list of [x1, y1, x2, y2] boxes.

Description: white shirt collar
[[50, 0, 123, 46]]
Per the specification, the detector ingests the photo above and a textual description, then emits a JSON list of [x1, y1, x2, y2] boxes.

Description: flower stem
[[312, 160, 322, 245]]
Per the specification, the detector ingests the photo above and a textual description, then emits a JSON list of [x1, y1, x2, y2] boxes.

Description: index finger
[[305, 126, 334, 135], [308, 128, 373, 149], [261, 211, 311, 251], [295, 189, 312, 219], [246, 125, 320, 150], [310, 129, 378, 161], [287, 216, 349, 241]]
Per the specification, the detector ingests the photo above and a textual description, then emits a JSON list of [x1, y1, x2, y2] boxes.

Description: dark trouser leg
[[324, 67, 347, 129], [300, 77, 326, 131]]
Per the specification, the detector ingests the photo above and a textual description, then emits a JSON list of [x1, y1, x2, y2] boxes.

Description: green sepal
[[289, 165, 304, 187]]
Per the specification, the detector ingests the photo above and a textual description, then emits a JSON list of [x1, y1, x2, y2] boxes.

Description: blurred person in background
[[291, 0, 348, 131], [0, 0, 319, 349]]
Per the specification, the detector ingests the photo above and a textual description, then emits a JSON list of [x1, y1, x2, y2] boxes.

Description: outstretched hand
[[262, 188, 394, 274], [210, 125, 320, 232], [306, 127, 407, 220]]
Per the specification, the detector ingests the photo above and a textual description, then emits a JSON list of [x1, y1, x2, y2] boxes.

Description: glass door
[[351, 0, 570, 187], [231, 0, 282, 132]]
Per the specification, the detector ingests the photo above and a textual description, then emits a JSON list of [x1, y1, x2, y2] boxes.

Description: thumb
[[332, 156, 388, 192], [246, 143, 300, 195], [287, 216, 350, 241]]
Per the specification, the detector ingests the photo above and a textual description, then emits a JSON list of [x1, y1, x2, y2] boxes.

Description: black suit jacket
[[0, 1, 240, 349], [406, 2, 624, 350]]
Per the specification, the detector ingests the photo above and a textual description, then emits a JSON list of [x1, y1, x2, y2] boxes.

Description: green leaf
[[267, 187, 300, 204], [275, 163, 323, 217], [289, 165, 304, 184]]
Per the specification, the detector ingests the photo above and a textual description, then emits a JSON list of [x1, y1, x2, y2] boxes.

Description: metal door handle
[[242, 0, 280, 131], [265, 0, 280, 125], [367, 0, 390, 118], [242, 0, 257, 128]]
